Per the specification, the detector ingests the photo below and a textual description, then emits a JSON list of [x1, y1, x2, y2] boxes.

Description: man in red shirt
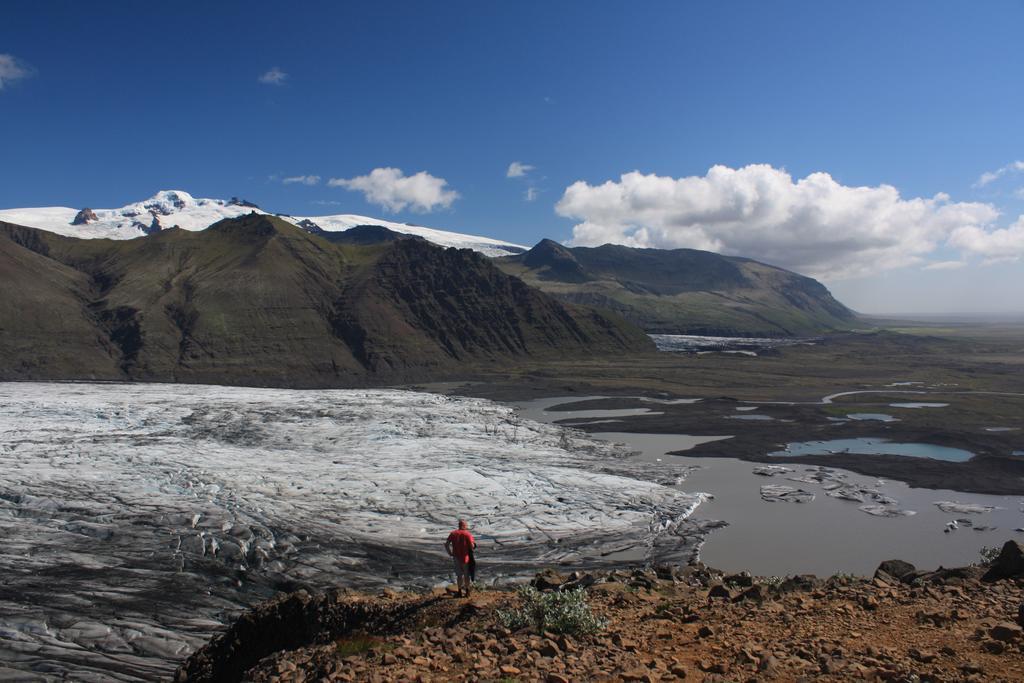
[[445, 519, 477, 597]]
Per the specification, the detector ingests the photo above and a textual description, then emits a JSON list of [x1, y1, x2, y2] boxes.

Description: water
[[890, 402, 949, 408], [518, 397, 1023, 576], [649, 334, 818, 353], [846, 413, 898, 422], [769, 438, 973, 462], [728, 414, 775, 421]]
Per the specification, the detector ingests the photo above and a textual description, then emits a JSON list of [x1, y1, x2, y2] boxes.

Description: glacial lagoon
[[518, 396, 1024, 577]]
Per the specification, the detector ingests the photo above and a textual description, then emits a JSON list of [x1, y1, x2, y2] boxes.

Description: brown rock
[[539, 639, 561, 657], [990, 622, 1023, 642], [533, 569, 568, 591], [706, 584, 732, 600]]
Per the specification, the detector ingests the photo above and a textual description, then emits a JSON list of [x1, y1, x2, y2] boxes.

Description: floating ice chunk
[[934, 501, 999, 514], [752, 465, 793, 477], [759, 485, 814, 503], [859, 505, 916, 517]]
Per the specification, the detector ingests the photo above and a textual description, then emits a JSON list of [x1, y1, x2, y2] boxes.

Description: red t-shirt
[[447, 529, 475, 563]]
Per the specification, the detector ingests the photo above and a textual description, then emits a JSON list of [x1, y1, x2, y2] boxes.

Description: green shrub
[[497, 585, 607, 635], [978, 545, 1001, 565]]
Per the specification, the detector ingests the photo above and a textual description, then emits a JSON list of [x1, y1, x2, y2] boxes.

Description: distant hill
[[0, 216, 651, 386], [497, 239, 859, 336]]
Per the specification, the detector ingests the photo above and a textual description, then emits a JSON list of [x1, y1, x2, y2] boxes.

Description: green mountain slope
[[0, 216, 652, 386], [497, 239, 860, 336]]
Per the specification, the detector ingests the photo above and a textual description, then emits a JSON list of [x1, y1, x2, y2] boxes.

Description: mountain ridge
[[0, 215, 651, 386]]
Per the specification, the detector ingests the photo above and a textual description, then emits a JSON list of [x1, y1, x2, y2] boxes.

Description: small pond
[[768, 438, 973, 462], [890, 402, 949, 408], [846, 413, 899, 422]]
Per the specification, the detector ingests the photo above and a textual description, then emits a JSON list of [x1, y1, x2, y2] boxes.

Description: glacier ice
[[0, 382, 706, 679]]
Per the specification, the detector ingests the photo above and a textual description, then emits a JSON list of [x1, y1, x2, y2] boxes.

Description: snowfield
[[0, 190, 527, 257], [0, 382, 707, 680]]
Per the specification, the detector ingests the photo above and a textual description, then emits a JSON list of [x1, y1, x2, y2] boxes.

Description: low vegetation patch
[[497, 585, 607, 636], [335, 634, 388, 657]]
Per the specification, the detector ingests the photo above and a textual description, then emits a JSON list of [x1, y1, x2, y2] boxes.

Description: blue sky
[[1, 1, 1023, 314]]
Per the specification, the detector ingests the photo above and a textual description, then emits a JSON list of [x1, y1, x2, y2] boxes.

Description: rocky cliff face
[[0, 215, 652, 386]]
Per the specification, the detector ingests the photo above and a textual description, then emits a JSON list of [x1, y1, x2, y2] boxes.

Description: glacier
[[0, 190, 527, 257], [0, 382, 707, 680]]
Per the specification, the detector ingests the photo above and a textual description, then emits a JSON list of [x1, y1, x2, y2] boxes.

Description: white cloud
[[949, 215, 1024, 260], [328, 167, 459, 213], [974, 161, 1024, 188], [0, 54, 34, 90], [556, 164, 1002, 279], [258, 67, 288, 85], [282, 175, 320, 186], [922, 260, 967, 271], [507, 161, 535, 178], [525, 187, 539, 202]]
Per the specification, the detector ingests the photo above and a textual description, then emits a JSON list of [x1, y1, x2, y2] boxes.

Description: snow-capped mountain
[[0, 190, 527, 257]]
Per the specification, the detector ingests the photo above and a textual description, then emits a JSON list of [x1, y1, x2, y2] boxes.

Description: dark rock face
[[323, 224, 425, 246], [174, 590, 410, 683], [142, 212, 163, 235], [71, 208, 98, 225], [228, 196, 260, 208], [983, 541, 1024, 582], [294, 218, 325, 234], [0, 215, 652, 386]]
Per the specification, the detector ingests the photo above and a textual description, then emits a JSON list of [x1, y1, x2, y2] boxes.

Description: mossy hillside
[[0, 216, 652, 386]]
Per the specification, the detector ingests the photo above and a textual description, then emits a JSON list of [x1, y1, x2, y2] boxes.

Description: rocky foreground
[[175, 543, 1024, 683]]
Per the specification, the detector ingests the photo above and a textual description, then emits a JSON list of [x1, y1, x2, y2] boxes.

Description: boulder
[[982, 541, 1024, 582], [706, 584, 732, 600], [777, 574, 819, 593], [532, 568, 567, 591], [990, 622, 1023, 643], [724, 571, 753, 587], [875, 559, 916, 582]]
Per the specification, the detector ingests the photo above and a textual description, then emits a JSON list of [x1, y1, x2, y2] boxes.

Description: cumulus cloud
[[258, 67, 288, 85], [556, 164, 1002, 279], [0, 54, 34, 90], [949, 215, 1024, 261], [974, 161, 1024, 188], [282, 175, 320, 186], [922, 260, 967, 271], [328, 167, 459, 213], [506, 161, 534, 178]]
